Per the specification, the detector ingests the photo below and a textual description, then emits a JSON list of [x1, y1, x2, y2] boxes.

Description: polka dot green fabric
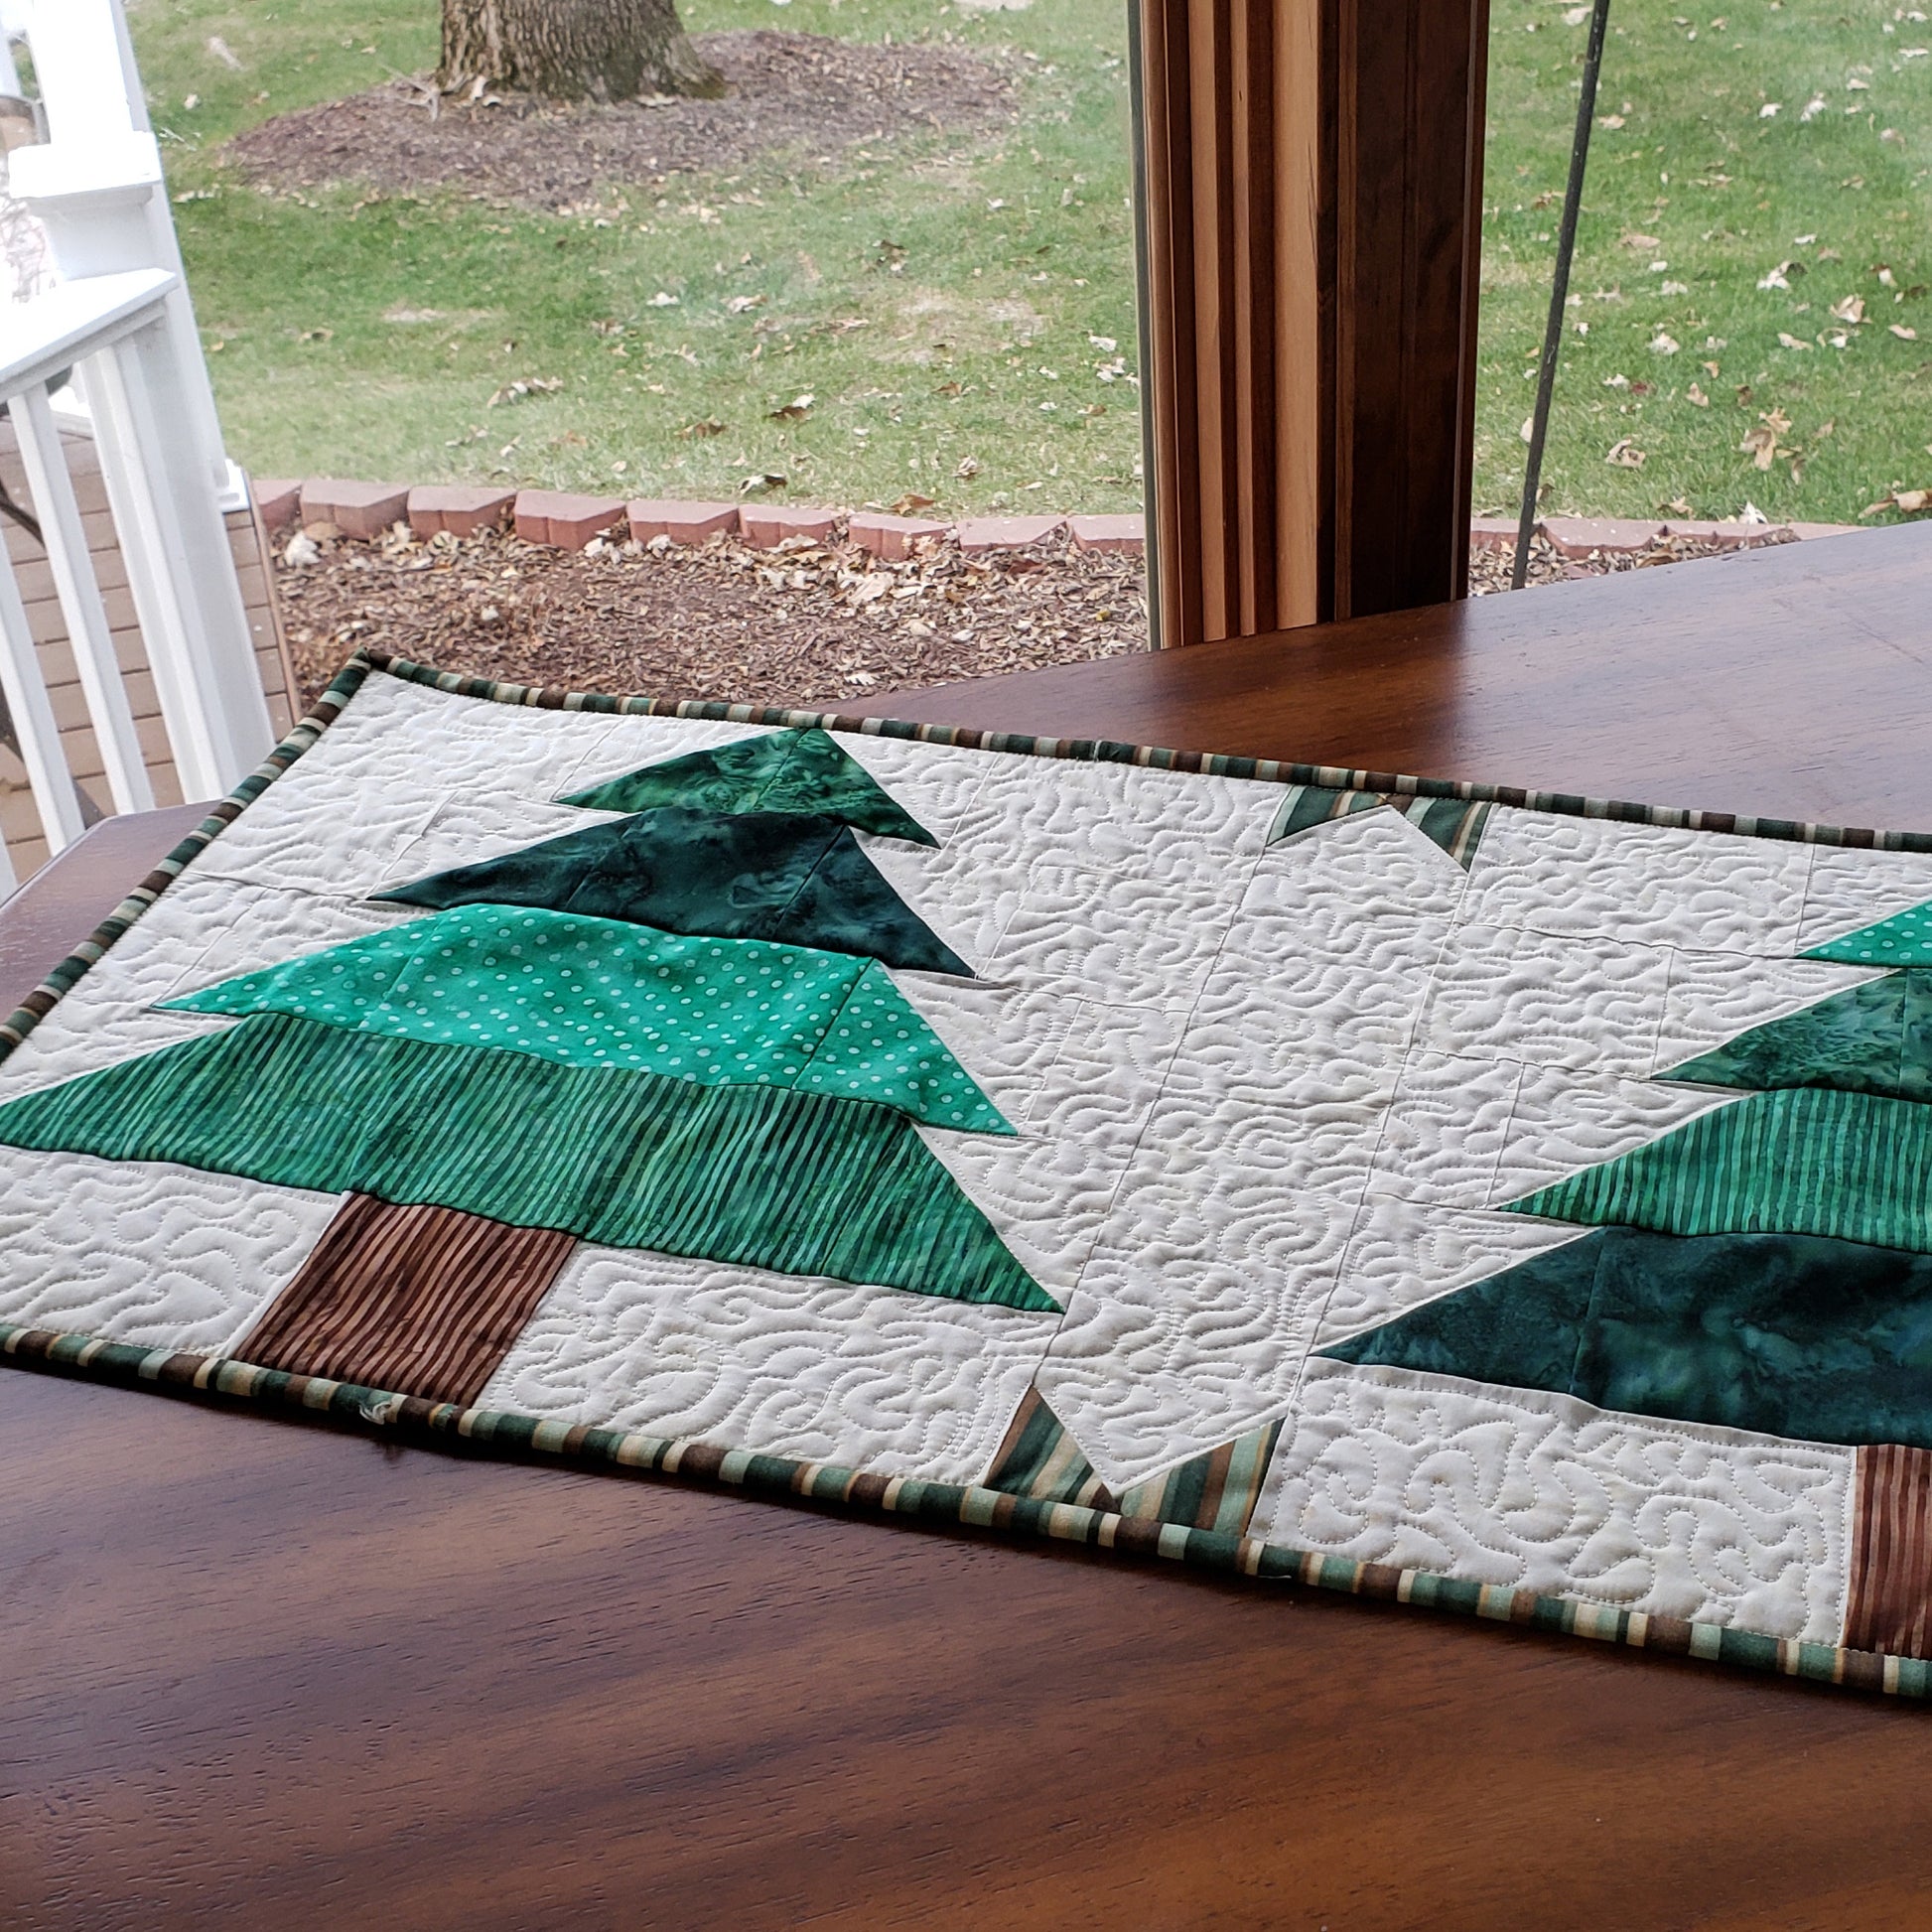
[[163, 904, 1011, 1136], [1807, 900, 1932, 967]]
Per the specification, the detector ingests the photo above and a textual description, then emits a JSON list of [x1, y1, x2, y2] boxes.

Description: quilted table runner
[[8, 652, 1932, 1697]]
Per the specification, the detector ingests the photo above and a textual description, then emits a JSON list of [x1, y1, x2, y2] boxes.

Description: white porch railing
[[0, 0, 274, 888]]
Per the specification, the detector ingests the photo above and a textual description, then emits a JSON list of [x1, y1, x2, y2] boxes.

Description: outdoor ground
[[124, 0, 1932, 529], [274, 523, 1793, 713]]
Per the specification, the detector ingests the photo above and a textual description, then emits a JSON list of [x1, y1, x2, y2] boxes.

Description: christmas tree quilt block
[[12, 658, 1932, 1693]]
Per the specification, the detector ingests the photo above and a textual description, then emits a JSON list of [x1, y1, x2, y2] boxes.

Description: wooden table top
[[6, 526, 1932, 1928]]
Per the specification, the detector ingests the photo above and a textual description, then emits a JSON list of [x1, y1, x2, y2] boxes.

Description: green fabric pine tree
[[0, 729, 1051, 1408], [1318, 895, 1932, 1452]]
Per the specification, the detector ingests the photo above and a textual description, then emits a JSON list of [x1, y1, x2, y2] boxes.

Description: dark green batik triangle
[[1266, 784, 1492, 871], [374, 806, 970, 976], [560, 726, 936, 845], [1505, 1086, 1932, 1256], [1807, 899, 1932, 968], [983, 1389, 1284, 1533], [1660, 972, 1932, 1103], [0, 1012, 1051, 1311], [1322, 1225, 1932, 1450]]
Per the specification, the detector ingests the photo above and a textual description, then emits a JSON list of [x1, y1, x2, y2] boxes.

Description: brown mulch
[[276, 523, 1147, 711], [274, 520, 1811, 713], [1468, 526, 1798, 593], [227, 31, 1015, 209]]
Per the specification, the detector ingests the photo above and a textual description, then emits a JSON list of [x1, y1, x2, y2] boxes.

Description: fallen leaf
[[1703, 359, 1723, 376], [892, 492, 938, 516], [956, 456, 981, 480], [1603, 372, 1631, 389], [298, 326, 335, 343], [740, 472, 787, 495], [1664, 496, 1695, 516], [1606, 437, 1647, 468], [486, 376, 563, 407], [1801, 95, 1827, 120], [1688, 381, 1710, 406], [850, 573, 893, 605], [1830, 293, 1866, 324], [1757, 261, 1794, 290], [1519, 415, 1537, 444], [724, 293, 767, 315], [207, 34, 243, 69], [1087, 334, 1118, 351], [935, 379, 964, 397], [675, 417, 728, 439], [767, 393, 815, 421], [1777, 331, 1812, 349], [647, 291, 681, 308], [1650, 332, 1680, 354], [1660, 279, 1690, 295], [1739, 424, 1781, 470], [1600, 112, 1627, 128], [1759, 101, 1781, 117], [1893, 323, 1919, 340], [1878, 263, 1899, 288], [1621, 231, 1662, 250], [1864, 488, 1932, 515]]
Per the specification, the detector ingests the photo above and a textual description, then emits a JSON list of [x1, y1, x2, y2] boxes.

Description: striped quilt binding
[[0, 644, 1926, 1702]]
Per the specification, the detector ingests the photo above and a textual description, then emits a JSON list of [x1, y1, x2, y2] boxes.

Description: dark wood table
[[7, 525, 1932, 1928]]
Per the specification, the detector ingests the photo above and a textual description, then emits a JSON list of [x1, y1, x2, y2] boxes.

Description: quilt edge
[[359, 646, 1932, 852], [0, 654, 378, 1064], [0, 1315, 1918, 1703]]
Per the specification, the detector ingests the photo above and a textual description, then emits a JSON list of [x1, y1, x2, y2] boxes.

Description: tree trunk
[[439, 0, 724, 102]]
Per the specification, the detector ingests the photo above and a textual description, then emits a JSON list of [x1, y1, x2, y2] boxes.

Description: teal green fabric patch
[[1659, 972, 1932, 1103], [1322, 1225, 1932, 1451], [1505, 1086, 1932, 1255], [164, 904, 1009, 1134], [1807, 899, 1932, 966], [1266, 785, 1493, 870], [0, 1011, 1053, 1311], [560, 726, 937, 846], [374, 807, 971, 977]]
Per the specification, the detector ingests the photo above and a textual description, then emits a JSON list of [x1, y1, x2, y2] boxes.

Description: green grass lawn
[[127, 0, 1143, 516], [123, 0, 1932, 524], [1480, 0, 1932, 526]]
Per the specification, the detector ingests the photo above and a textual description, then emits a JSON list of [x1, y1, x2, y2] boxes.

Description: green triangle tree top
[[1659, 970, 1932, 1103], [1321, 1224, 1932, 1451], [1806, 898, 1932, 967], [164, 904, 1010, 1134], [561, 726, 937, 845], [374, 807, 972, 976]]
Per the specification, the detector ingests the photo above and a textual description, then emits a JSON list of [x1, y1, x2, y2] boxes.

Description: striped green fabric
[[1507, 1086, 1932, 1255], [1267, 784, 1493, 871], [0, 1012, 1054, 1311], [983, 1388, 1283, 1535], [166, 904, 1010, 1135]]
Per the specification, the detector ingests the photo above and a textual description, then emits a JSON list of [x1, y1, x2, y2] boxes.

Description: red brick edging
[[256, 479, 1861, 563]]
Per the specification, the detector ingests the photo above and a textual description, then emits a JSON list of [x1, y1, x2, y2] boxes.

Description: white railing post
[[11, 380, 153, 813], [4, 0, 274, 801]]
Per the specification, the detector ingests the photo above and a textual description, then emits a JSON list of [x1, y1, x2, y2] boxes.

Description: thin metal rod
[[1512, 0, 1612, 590], [1127, 0, 1162, 650]]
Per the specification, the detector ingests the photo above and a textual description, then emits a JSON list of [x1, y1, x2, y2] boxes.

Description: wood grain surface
[[8, 534, 1932, 1927]]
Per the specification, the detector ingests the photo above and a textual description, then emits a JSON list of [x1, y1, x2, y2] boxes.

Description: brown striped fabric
[[1845, 1443, 1932, 1658], [238, 1194, 575, 1407]]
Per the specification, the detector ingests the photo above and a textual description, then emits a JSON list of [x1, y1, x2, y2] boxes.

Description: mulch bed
[[274, 522, 1805, 713], [1468, 527, 1797, 593], [227, 31, 1015, 209], [276, 523, 1146, 711]]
